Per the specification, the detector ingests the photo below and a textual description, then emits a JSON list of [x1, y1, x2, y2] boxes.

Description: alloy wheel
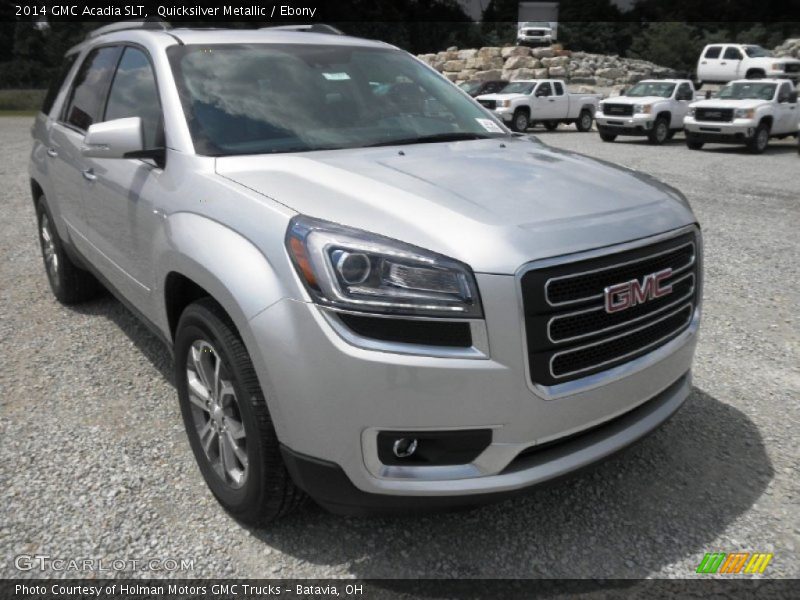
[[40, 213, 59, 283], [186, 340, 249, 488]]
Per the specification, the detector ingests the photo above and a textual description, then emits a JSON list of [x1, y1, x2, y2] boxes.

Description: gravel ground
[[0, 117, 798, 581]]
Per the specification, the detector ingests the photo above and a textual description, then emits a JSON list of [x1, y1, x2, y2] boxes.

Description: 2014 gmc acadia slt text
[[29, 22, 703, 523]]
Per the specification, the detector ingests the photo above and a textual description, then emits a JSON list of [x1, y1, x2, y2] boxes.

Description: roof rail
[[87, 18, 171, 40], [260, 24, 343, 35]]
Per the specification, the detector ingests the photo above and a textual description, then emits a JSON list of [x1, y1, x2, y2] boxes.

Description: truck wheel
[[746, 123, 770, 154], [576, 110, 593, 132], [543, 121, 559, 131], [512, 109, 530, 132], [746, 69, 766, 80], [599, 130, 617, 142], [648, 117, 670, 145], [35, 196, 101, 304], [175, 299, 306, 525]]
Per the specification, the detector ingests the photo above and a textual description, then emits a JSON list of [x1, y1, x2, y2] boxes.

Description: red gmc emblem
[[604, 268, 673, 313]]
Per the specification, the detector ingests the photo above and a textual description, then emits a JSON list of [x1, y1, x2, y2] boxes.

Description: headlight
[[286, 215, 483, 318], [634, 104, 652, 114], [771, 63, 784, 71], [499, 99, 511, 108], [687, 107, 696, 117], [734, 108, 755, 119]]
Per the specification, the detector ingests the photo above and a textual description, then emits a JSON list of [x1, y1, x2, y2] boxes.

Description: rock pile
[[417, 44, 677, 89], [773, 39, 800, 58]]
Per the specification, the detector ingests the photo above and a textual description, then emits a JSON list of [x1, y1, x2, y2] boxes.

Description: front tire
[[511, 109, 530, 132], [686, 136, 704, 150], [599, 130, 617, 142], [175, 299, 305, 525], [576, 110, 593, 132], [35, 196, 101, 304], [746, 123, 770, 154], [648, 117, 670, 145]]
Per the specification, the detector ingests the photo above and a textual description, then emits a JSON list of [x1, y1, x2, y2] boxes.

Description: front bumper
[[684, 118, 756, 143], [596, 113, 655, 136], [244, 229, 701, 510]]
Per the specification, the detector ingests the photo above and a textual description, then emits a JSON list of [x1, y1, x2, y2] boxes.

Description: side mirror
[[619, 88, 626, 96], [82, 117, 144, 159], [789, 91, 798, 103], [705, 90, 713, 99]]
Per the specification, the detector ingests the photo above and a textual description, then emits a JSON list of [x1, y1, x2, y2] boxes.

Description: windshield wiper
[[365, 132, 495, 147]]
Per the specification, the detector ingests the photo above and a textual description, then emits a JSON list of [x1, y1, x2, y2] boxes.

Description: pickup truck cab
[[476, 79, 599, 132], [30, 21, 702, 523], [684, 79, 799, 153], [596, 79, 696, 145], [696, 44, 800, 84]]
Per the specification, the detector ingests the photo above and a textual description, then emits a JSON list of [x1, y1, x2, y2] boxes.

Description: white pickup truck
[[684, 79, 799, 153], [476, 79, 600, 132], [595, 79, 696, 145], [696, 44, 800, 85]]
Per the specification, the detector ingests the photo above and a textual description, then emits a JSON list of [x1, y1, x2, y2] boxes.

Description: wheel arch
[[656, 110, 672, 123], [30, 178, 44, 209], [759, 115, 773, 129], [580, 104, 595, 115]]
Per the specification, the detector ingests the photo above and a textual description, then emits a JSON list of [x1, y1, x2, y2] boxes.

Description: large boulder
[[571, 67, 593, 78], [502, 46, 531, 58], [596, 67, 625, 80], [443, 60, 466, 72], [549, 65, 567, 78], [472, 69, 503, 81], [457, 49, 478, 60], [541, 55, 570, 68], [477, 47, 503, 58], [531, 46, 554, 59], [534, 67, 549, 79], [504, 55, 539, 70]]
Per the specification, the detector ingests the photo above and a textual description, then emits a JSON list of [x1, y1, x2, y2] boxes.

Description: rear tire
[[599, 130, 617, 142], [576, 110, 593, 132], [175, 299, 305, 525], [511, 109, 530, 132], [648, 117, 670, 145], [35, 196, 101, 304], [746, 123, 770, 154]]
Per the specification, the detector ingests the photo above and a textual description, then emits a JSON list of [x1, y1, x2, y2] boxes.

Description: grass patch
[[0, 89, 45, 111]]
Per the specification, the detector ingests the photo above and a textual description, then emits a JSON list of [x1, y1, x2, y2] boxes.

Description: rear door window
[[553, 81, 564, 95], [63, 46, 122, 131], [104, 47, 163, 149], [536, 82, 552, 97], [704, 46, 722, 59]]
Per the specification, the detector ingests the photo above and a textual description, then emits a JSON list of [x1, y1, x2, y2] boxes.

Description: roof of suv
[[166, 28, 391, 48]]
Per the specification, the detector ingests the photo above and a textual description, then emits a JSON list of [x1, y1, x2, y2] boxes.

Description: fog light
[[332, 250, 371, 284], [392, 438, 418, 458]]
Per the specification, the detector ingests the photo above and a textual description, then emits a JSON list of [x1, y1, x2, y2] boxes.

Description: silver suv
[[30, 22, 702, 523]]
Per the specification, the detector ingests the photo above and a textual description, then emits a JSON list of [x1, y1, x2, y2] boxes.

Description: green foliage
[[0, 88, 46, 111], [628, 22, 703, 74]]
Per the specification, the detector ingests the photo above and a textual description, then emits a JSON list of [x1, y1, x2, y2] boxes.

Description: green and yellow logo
[[696, 552, 773, 574]]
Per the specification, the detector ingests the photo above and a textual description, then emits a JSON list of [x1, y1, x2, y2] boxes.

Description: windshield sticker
[[322, 72, 351, 81], [476, 118, 504, 133]]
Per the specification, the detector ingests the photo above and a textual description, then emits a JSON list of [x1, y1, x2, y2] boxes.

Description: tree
[[628, 22, 702, 74]]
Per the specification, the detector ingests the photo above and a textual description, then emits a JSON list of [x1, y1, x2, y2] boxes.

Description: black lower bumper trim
[[599, 124, 648, 136], [687, 131, 749, 144]]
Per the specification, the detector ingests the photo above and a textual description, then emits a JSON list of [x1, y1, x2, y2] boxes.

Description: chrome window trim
[[547, 271, 695, 344], [544, 240, 695, 307], [549, 301, 693, 380], [516, 224, 702, 401]]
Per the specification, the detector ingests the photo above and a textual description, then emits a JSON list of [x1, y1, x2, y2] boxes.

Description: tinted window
[[624, 81, 675, 98], [105, 47, 163, 148], [41, 54, 77, 115], [718, 82, 776, 100], [677, 83, 692, 99], [744, 45, 771, 58], [483, 81, 508, 94], [501, 81, 534, 94], [704, 46, 722, 59], [778, 82, 793, 102], [553, 81, 564, 95], [536, 82, 552, 96], [64, 46, 121, 131], [723, 47, 743, 60]]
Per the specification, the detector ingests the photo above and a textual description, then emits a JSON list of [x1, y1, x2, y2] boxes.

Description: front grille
[[695, 107, 733, 122], [602, 103, 634, 117], [478, 99, 496, 109], [784, 63, 800, 73], [524, 29, 546, 36], [521, 230, 699, 386]]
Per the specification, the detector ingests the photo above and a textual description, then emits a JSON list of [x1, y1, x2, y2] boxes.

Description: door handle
[[721, 61, 727, 65], [82, 168, 97, 182], [46, 148, 58, 158], [548, 99, 555, 102]]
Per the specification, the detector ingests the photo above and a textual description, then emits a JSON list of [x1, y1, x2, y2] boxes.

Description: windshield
[[500, 82, 534, 94], [718, 82, 776, 100], [520, 22, 550, 28], [625, 81, 676, 98], [459, 81, 480, 94], [743, 45, 772, 58], [168, 44, 506, 156]]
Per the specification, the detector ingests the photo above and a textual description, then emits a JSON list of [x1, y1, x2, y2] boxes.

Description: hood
[[476, 92, 523, 102], [689, 98, 769, 109], [216, 137, 696, 274], [603, 96, 668, 105]]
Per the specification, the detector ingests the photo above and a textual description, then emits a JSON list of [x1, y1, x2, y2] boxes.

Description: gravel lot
[[1, 116, 798, 581]]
